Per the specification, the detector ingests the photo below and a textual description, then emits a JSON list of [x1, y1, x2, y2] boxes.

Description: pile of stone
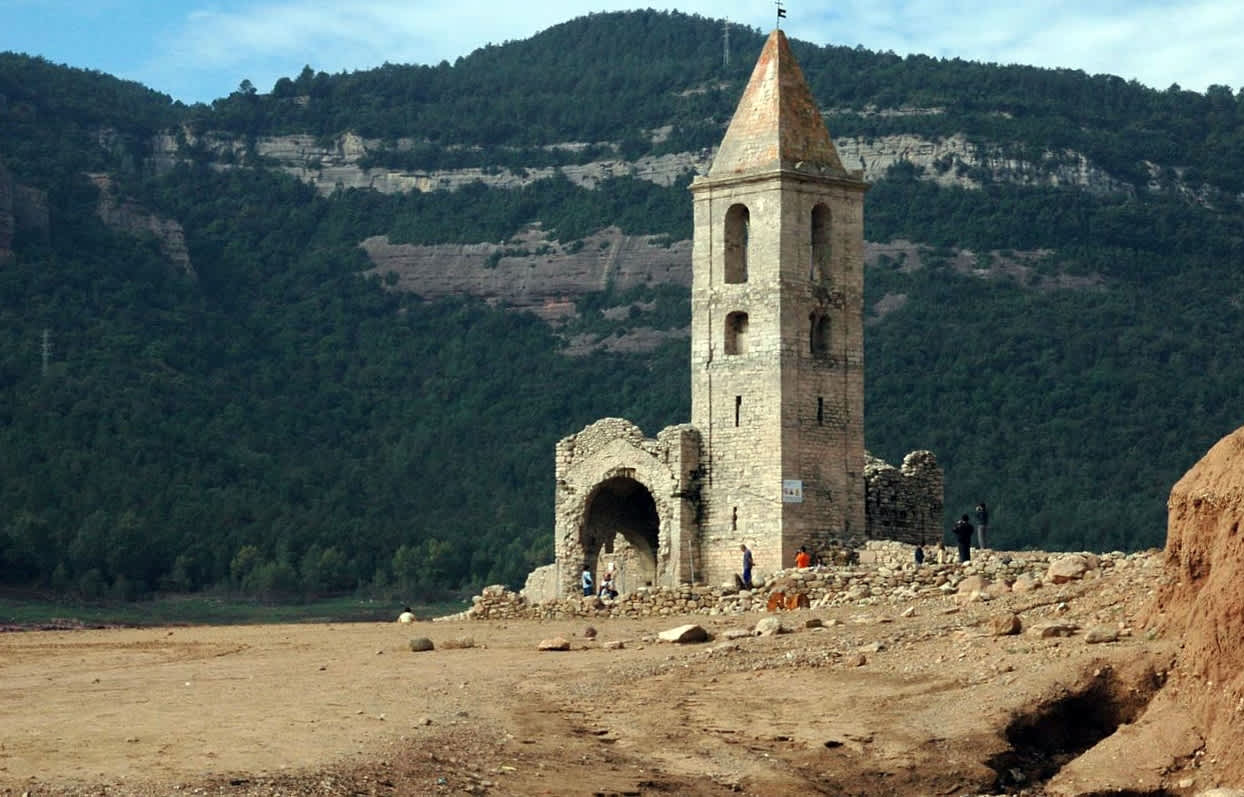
[[453, 549, 1157, 621]]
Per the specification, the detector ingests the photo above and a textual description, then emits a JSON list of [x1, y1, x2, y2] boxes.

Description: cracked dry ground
[[0, 559, 1191, 797]]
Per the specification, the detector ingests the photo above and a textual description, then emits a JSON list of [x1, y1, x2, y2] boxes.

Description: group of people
[[584, 502, 992, 598], [734, 543, 815, 590], [580, 561, 619, 599]]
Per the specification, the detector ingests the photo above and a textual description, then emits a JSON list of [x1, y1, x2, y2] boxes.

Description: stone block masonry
[[864, 451, 944, 545], [453, 545, 1151, 621]]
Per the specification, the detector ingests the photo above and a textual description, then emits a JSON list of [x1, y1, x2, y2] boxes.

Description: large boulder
[[754, 617, 787, 637], [658, 624, 709, 644], [1046, 554, 1092, 584], [1142, 426, 1244, 785]]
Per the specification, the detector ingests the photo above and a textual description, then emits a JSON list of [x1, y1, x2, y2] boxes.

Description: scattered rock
[[1011, 574, 1039, 592], [537, 637, 571, 651], [1030, 623, 1078, 638], [1047, 554, 1092, 584], [989, 613, 1022, 636], [754, 617, 787, 637], [900, 606, 917, 618], [984, 580, 1012, 599], [957, 575, 987, 594], [723, 628, 752, 640], [847, 653, 867, 667], [440, 636, 475, 650], [805, 618, 824, 629], [408, 637, 435, 652], [582, 626, 597, 639], [603, 640, 625, 650], [658, 624, 709, 644], [1084, 626, 1119, 644]]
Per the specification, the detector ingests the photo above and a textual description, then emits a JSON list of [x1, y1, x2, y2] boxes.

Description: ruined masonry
[[545, 30, 941, 598]]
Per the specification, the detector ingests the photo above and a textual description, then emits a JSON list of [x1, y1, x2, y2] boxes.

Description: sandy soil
[[0, 560, 1216, 797]]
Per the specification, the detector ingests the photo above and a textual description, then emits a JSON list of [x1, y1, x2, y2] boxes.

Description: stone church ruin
[[543, 30, 941, 598]]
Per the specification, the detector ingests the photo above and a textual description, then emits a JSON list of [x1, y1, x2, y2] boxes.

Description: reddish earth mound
[[1147, 425, 1244, 784]]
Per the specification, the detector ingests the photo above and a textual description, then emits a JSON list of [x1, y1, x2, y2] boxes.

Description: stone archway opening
[[581, 476, 660, 593]]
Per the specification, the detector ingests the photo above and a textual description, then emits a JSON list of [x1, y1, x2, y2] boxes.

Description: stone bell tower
[[689, 29, 868, 583]]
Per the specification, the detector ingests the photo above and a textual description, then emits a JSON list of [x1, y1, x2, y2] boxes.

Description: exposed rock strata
[[89, 174, 193, 276], [361, 225, 690, 322], [148, 129, 1131, 198]]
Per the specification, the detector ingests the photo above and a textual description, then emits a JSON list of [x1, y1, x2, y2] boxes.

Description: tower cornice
[[690, 166, 869, 195]]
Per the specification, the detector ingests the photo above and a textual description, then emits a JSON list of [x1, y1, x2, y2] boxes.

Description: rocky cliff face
[[362, 225, 690, 323], [365, 222, 1078, 352], [88, 174, 193, 276], [136, 119, 1127, 346], [148, 126, 1132, 199]]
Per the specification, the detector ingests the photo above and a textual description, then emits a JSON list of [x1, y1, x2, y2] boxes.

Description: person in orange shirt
[[794, 546, 811, 569]]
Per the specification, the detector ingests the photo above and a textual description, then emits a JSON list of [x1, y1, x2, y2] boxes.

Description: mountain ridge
[[0, 10, 1241, 601]]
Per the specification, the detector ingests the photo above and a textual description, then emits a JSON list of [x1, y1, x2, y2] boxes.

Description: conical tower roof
[[708, 29, 846, 178]]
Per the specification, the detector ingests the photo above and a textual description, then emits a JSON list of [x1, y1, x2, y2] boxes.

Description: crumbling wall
[[463, 549, 1142, 621], [553, 418, 700, 596], [864, 450, 944, 545]]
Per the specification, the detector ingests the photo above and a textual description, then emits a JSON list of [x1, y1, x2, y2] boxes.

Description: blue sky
[[3, 1, 1241, 105]]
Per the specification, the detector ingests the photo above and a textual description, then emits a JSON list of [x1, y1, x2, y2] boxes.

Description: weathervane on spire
[[776, 0, 787, 28]]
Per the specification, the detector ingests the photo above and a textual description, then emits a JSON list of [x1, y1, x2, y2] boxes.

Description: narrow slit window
[[735, 395, 742, 427], [731, 506, 738, 531], [811, 203, 831, 281], [817, 396, 824, 425]]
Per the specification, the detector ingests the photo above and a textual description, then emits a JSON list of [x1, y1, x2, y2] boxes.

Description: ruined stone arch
[[724, 203, 749, 284], [577, 474, 661, 591], [553, 419, 701, 596]]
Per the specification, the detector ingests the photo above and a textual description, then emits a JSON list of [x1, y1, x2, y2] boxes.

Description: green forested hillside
[[1, 11, 1242, 601]]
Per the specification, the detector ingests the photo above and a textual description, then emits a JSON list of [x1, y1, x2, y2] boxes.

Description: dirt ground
[[0, 559, 1220, 797]]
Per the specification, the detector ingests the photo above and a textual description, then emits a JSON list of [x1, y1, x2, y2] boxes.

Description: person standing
[[581, 565, 594, 597], [740, 544, 754, 588], [795, 546, 811, 569], [952, 515, 974, 563], [975, 501, 990, 549]]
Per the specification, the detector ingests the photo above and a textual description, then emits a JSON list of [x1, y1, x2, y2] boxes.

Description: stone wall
[[461, 547, 1147, 621], [520, 563, 559, 603], [864, 450, 944, 545]]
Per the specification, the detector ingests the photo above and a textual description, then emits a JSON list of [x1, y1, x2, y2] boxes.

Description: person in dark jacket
[[952, 515, 974, 563], [975, 501, 990, 549]]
